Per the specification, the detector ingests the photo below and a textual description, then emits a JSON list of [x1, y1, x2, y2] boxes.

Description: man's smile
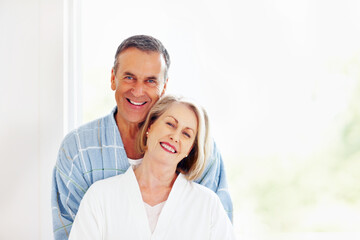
[[126, 98, 147, 106]]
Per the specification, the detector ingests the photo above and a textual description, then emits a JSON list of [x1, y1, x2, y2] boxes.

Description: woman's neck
[[134, 156, 178, 206]]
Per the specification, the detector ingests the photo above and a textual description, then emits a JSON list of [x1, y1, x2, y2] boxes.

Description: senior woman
[[69, 95, 235, 239]]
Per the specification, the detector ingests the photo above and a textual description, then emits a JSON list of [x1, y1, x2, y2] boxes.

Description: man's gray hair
[[113, 35, 170, 79]]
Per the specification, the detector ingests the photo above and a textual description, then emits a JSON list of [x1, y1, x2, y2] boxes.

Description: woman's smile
[[160, 142, 177, 153]]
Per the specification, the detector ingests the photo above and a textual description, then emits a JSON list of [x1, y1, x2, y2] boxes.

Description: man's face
[[111, 47, 168, 125]]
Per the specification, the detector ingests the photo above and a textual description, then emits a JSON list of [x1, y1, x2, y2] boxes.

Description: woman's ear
[[145, 126, 152, 138]]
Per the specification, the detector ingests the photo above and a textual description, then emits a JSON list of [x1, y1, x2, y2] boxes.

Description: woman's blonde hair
[[136, 95, 212, 180]]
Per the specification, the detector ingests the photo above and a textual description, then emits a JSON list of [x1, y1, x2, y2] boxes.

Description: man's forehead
[[118, 48, 164, 63], [117, 48, 166, 74]]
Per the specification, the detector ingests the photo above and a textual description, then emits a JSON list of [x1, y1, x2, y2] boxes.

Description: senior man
[[51, 35, 233, 239]]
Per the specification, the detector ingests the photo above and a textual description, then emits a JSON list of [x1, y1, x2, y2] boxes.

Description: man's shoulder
[[58, 108, 119, 155], [77, 109, 116, 134], [62, 109, 116, 142]]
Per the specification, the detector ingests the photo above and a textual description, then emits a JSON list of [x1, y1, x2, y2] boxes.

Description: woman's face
[[145, 102, 198, 168]]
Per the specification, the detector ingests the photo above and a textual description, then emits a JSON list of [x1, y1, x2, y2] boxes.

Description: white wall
[[0, 0, 63, 239]]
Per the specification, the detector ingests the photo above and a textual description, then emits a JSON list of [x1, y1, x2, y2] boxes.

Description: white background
[[0, 0, 63, 239]]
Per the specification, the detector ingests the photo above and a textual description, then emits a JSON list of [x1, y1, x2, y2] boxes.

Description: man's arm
[[195, 140, 234, 222], [51, 136, 89, 240]]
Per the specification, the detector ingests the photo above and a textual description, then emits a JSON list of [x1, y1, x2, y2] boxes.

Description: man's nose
[[131, 82, 144, 97]]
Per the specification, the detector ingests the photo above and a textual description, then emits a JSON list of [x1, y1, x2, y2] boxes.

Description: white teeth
[[129, 100, 145, 106], [160, 143, 175, 153]]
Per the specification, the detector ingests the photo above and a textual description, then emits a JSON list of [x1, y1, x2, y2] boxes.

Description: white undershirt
[[128, 158, 143, 166], [144, 201, 166, 233]]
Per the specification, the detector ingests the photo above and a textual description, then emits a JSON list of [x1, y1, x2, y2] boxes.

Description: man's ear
[[160, 78, 168, 97], [111, 68, 116, 91]]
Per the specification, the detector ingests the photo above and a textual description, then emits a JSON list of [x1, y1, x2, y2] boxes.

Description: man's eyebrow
[[123, 72, 136, 77], [145, 75, 158, 80], [123, 72, 158, 81]]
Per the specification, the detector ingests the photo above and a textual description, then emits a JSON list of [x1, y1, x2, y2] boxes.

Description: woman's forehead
[[161, 103, 198, 129]]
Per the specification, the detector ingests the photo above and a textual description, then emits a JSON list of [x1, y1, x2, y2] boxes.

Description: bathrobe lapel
[[152, 173, 189, 239], [125, 168, 189, 239], [124, 168, 152, 239]]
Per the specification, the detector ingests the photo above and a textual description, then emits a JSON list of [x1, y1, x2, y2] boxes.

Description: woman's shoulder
[[191, 182, 218, 198], [86, 169, 131, 196], [180, 174, 219, 203]]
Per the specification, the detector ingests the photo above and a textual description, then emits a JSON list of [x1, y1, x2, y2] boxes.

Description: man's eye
[[124, 76, 133, 80], [147, 79, 156, 84]]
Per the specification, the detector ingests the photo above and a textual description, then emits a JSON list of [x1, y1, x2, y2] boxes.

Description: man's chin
[[128, 112, 149, 124], [115, 110, 148, 126]]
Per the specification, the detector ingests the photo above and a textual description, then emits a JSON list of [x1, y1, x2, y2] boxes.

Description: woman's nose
[[170, 132, 179, 143]]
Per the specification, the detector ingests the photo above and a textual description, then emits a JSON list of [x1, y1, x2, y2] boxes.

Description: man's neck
[[115, 113, 143, 159]]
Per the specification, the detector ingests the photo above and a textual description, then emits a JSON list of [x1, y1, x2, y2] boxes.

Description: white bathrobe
[[69, 167, 235, 240]]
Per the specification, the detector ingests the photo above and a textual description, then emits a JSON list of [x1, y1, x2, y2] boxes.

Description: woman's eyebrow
[[165, 115, 178, 123], [185, 127, 195, 133], [165, 116, 195, 132]]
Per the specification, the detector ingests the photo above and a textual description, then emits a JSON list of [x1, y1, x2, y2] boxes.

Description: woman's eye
[[183, 132, 191, 138], [166, 122, 174, 127]]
